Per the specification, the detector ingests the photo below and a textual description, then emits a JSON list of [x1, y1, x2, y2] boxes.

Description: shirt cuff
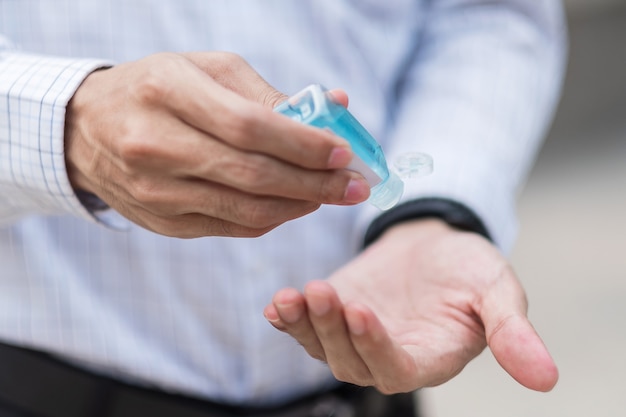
[[0, 52, 112, 222]]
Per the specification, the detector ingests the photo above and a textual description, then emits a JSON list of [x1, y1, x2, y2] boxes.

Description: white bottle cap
[[368, 171, 404, 211], [394, 152, 434, 179]]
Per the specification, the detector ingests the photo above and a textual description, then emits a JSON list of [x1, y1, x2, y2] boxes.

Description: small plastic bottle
[[274, 84, 404, 210]]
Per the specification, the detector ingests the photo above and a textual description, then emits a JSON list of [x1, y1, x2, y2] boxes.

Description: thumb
[[480, 268, 559, 392]]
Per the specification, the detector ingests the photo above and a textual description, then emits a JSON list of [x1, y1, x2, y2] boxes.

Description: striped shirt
[[0, 0, 566, 406]]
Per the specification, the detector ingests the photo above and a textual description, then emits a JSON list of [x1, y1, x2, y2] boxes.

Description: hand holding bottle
[[64, 53, 370, 237]]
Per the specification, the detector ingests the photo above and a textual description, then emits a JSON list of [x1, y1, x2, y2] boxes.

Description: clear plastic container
[[274, 84, 403, 210]]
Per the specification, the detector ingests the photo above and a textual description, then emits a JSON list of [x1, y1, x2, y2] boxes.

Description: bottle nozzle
[[367, 171, 404, 211], [368, 152, 433, 211]]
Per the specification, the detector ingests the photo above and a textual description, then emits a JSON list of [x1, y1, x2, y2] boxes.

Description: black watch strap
[[363, 198, 491, 248], [75, 190, 110, 213]]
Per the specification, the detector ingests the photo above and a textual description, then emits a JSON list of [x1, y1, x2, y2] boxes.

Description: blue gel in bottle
[[274, 84, 403, 210]]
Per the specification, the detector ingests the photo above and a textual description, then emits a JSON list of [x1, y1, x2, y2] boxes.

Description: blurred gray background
[[421, 1, 626, 416]]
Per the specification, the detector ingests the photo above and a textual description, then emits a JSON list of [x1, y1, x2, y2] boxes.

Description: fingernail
[[343, 178, 370, 204], [276, 303, 302, 324], [327, 146, 352, 169], [264, 309, 286, 330], [263, 306, 279, 322]]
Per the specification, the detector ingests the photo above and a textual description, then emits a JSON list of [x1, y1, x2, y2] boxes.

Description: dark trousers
[[0, 400, 24, 417], [0, 342, 419, 417]]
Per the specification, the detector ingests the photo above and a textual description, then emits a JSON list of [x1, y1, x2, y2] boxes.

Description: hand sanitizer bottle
[[274, 84, 404, 210]]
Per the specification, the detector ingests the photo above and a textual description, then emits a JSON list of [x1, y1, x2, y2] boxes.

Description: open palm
[[264, 219, 558, 393]]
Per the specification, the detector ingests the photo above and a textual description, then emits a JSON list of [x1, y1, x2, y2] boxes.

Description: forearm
[[0, 46, 112, 224], [358, 0, 567, 253]]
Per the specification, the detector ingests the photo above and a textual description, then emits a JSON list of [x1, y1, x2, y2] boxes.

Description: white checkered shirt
[[0, 0, 567, 406]]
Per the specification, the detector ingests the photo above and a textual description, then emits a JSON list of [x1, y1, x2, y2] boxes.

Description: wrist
[[363, 198, 491, 248], [64, 68, 110, 196]]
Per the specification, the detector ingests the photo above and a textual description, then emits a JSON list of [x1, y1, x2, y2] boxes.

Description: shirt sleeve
[[0, 39, 113, 225], [355, 0, 568, 254]]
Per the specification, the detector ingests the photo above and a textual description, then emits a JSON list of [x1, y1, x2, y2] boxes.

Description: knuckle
[[209, 219, 234, 237], [128, 177, 162, 207], [210, 52, 284, 108], [243, 203, 277, 229], [116, 119, 168, 167], [143, 215, 186, 238], [117, 131, 151, 164], [226, 155, 273, 190], [130, 54, 182, 104], [130, 72, 169, 105], [173, 216, 236, 238], [205, 52, 250, 82], [316, 173, 346, 203], [215, 51, 248, 70], [258, 85, 288, 109], [205, 52, 252, 86], [210, 219, 274, 238], [226, 108, 263, 149], [229, 198, 318, 231], [236, 198, 317, 230]]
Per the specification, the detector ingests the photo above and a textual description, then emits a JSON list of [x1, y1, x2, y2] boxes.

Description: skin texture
[[265, 219, 559, 394], [65, 52, 368, 238]]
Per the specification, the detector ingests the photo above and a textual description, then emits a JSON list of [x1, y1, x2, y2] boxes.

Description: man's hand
[[65, 52, 368, 237], [264, 219, 558, 394]]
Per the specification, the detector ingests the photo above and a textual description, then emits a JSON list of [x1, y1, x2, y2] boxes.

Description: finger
[[178, 132, 368, 204], [116, 203, 279, 238], [124, 180, 321, 230], [139, 53, 353, 170], [268, 288, 326, 362], [97, 171, 288, 238], [263, 304, 286, 331], [344, 302, 420, 393], [114, 111, 369, 205], [304, 281, 374, 385], [204, 91, 353, 170], [480, 267, 559, 392], [328, 89, 349, 108]]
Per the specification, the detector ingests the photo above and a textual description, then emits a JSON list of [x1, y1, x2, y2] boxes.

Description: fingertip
[[489, 315, 559, 392], [272, 287, 302, 304], [345, 303, 388, 344], [264, 303, 289, 331], [342, 176, 371, 205], [526, 343, 559, 392], [303, 280, 334, 295], [328, 89, 349, 108], [536, 362, 559, 392], [272, 287, 306, 324], [304, 280, 336, 317], [263, 303, 279, 321]]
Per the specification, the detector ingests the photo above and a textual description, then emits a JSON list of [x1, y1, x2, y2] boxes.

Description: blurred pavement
[[420, 3, 626, 417]]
